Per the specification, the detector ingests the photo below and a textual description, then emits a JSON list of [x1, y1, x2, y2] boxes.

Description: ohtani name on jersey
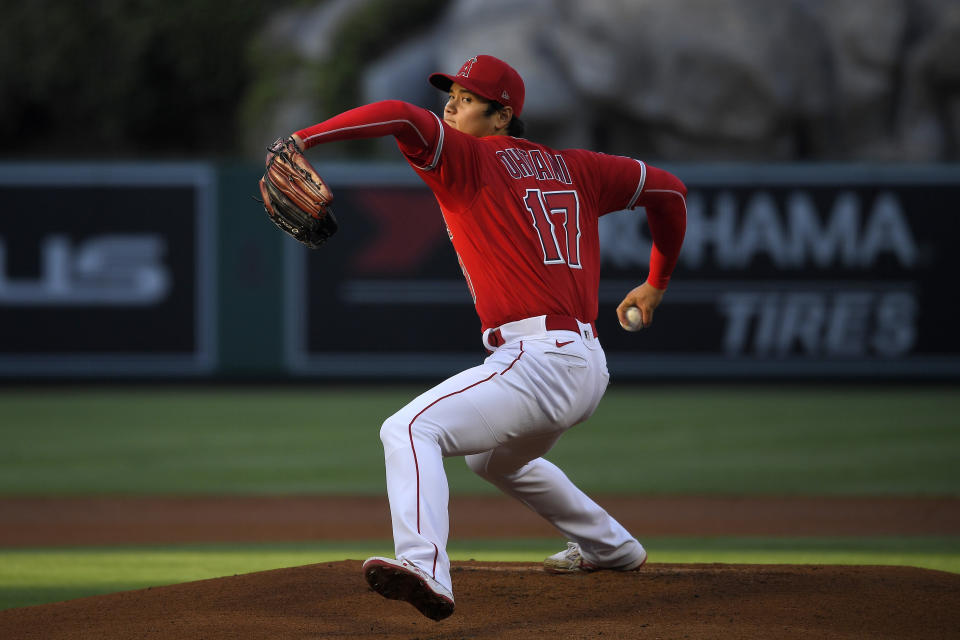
[[496, 147, 572, 184]]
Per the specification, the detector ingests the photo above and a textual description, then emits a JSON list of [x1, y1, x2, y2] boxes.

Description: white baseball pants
[[378, 315, 644, 592]]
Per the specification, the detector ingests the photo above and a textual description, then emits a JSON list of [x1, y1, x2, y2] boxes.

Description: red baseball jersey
[[297, 100, 686, 331]]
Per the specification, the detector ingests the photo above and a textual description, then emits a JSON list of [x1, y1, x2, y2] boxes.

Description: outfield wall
[[2, 162, 957, 380]]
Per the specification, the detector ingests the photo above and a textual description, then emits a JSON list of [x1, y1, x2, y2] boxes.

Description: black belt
[[487, 315, 598, 348]]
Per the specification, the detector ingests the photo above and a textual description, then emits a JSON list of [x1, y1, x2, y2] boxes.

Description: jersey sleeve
[[570, 151, 687, 289], [295, 100, 443, 170], [558, 149, 648, 214], [415, 123, 486, 204], [634, 164, 687, 289], [294, 100, 481, 203]]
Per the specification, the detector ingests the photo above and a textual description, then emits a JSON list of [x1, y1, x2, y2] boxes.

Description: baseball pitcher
[[263, 55, 687, 621]]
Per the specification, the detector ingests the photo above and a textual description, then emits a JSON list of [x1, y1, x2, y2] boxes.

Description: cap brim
[[429, 73, 498, 103], [428, 73, 454, 93]]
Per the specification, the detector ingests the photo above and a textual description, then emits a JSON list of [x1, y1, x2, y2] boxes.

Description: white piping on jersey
[[627, 160, 647, 209], [302, 117, 433, 150], [642, 189, 688, 215], [412, 111, 444, 172]]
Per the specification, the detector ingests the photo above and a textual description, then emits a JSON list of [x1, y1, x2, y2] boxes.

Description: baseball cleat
[[543, 542, 648, 574], [362, 556, 455, 621]]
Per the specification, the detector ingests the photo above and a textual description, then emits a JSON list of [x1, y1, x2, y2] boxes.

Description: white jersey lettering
[[500, 148, 573, 185]]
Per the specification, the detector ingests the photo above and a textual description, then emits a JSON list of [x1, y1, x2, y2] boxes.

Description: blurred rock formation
[[247, 0, 960, 162]]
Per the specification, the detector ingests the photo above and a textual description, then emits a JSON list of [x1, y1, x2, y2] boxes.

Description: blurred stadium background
[[2, 0, 958, 382], [1, 0, 958, 610]]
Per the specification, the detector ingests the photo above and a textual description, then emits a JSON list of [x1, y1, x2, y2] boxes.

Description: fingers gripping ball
[[621, 306, 644, 331], [258, 137, 338, 249]]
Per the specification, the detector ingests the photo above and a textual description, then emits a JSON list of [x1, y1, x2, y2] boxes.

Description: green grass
[[1, 537, 956, 611], [0, 385, 957, 495], [0, 385, 956, 611]]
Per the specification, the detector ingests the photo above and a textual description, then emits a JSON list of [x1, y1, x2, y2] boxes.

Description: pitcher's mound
[[2, 561, 957, 639]]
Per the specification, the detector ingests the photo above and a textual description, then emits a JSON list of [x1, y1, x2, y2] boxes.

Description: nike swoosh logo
[[555, 339, 575, 348]]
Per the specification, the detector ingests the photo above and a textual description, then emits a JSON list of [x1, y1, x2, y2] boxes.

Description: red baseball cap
[[429, 55, 525, 117]]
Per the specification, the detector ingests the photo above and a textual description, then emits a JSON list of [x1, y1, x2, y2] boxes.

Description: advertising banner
[[287, 164, 959, 380], [0, 164, 216, 376]]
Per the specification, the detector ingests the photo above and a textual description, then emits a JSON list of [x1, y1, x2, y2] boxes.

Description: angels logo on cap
[[458, 57, 477, 78], [429, 55, 525, 117]]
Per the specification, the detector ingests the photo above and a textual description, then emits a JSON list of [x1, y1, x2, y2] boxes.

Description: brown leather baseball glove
[[258, 136, 338, 248]]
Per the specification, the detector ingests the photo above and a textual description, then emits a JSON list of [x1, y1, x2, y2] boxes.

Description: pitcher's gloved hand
[[258, 136, 337, 248]]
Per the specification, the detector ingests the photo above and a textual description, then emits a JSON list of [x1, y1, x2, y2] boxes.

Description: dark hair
[[486, 100, 526, 137]]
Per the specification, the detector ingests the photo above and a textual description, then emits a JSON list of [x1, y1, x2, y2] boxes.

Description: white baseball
[[621, 306, 644, 331]]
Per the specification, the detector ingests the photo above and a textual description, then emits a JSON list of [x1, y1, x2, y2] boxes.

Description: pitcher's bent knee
[[379, 414, 410, 457]]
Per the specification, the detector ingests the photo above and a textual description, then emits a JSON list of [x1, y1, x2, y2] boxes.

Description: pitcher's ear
[[495, 106, 514, 132]]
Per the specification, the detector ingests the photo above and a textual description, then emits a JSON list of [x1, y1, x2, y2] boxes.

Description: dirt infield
[[1, 495, 959, 638], [2, 494, 958, 546]]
